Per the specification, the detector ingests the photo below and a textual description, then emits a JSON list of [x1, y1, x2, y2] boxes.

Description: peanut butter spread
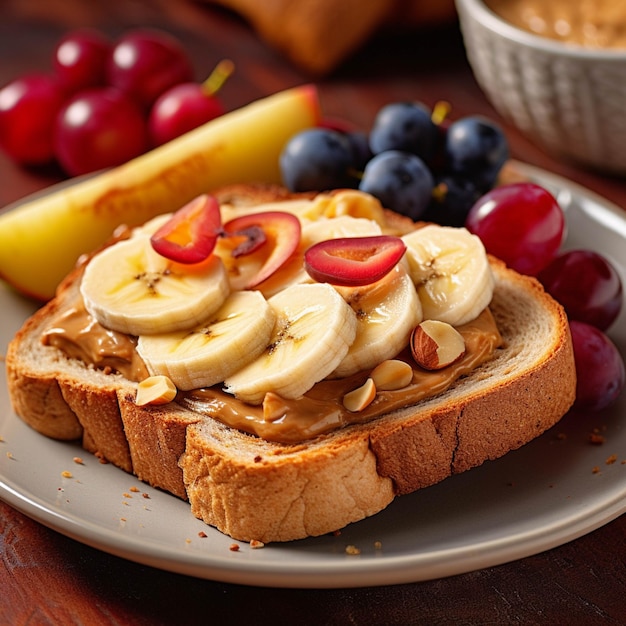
[[42, 294, 150, 381], [181, 309, 501, 442], [485, 0, 626, 49], [41, 300, 502, 443]]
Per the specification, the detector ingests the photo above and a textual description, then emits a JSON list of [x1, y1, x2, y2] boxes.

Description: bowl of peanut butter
[[455, 0, 626, 175]]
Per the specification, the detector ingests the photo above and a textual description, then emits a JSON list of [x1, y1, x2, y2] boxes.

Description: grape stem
[[431, 100, 451, 125], [202, 59, 235, 96]]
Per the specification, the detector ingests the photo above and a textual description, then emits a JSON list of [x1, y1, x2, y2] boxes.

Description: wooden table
[[1, 2, 624, 623]]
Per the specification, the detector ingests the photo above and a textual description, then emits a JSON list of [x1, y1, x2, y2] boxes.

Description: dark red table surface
[[1, 2, 624, 624]]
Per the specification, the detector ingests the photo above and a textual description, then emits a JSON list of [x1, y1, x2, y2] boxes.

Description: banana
[[298, 190, 389, 229], [80, 236, 230, 336], [223, 283, 358, 404], [136, 290, 275, 390], [332, 263, 422, 378], [301, 214, 383, 242], [218, 199, 314, 224], [402, 225, 494, 326]]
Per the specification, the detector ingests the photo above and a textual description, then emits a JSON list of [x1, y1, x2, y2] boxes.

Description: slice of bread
[[5, 185, 576, 542]]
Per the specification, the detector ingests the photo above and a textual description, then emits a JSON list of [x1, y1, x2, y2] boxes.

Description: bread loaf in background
[[205, 0, 458, 75]]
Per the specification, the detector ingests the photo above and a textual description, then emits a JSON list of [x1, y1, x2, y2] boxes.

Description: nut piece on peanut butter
[[343, 378, 377, 412], [411, 320, 466, 371], [370, 359, 413, 391], [136, 375, 177, 406]]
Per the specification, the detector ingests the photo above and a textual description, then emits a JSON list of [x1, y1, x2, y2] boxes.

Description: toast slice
[[5, 185, 576, 542]]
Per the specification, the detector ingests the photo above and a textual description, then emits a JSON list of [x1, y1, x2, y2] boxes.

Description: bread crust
[[5, 185, 576, 542]]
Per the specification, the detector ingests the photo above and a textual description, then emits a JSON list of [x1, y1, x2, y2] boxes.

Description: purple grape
[[538, 250, 622, 331], [345, 130, 372, 170]]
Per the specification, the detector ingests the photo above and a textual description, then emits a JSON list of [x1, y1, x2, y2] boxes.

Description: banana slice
[[80, 236, 230, 336], [332, 263, 422, 378], [223, 283, 358, 404], [131, 213, 173, 237], [299, 190, 388, 227], [402, 225, 494, 326], [302, 214, 383, 243], [136, 290, 275, 390]]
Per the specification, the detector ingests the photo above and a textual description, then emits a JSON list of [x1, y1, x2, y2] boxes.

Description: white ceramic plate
[[1, 162, 625, 588]]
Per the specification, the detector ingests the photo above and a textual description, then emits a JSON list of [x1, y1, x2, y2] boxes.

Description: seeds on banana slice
[[402, 224, 494, 327], [331, 264, 422, 378], [80, 237, 230, 336], [137, 290, 276, 391], [223, 283, 358, 404]]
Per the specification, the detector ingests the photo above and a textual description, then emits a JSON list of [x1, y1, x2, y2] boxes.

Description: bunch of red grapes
[[466, 183, 624, 413], [0, 28, 229, 176]]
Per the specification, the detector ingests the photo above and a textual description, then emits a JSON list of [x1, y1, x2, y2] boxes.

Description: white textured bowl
[[455, 0, 626, 176]]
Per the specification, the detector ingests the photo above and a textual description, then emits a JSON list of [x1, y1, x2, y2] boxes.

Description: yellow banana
[[80, 236, 230, 336], [137, 290, 276, 390], [332, 263, 422, 378], [402, 225, 494, 326], [223, 283, 358, 404]]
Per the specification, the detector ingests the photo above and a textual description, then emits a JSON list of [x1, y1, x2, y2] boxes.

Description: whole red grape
[[0, 73, 66, 165], [465, 182, 565, 276], [53, 29, 112, 94], [148, 82, 224, 146], [106, 28, 194, 108], [569, 321, 625, 412], [54, 87, 149, 176], [539, 250, 623, 331], [147, 59, 233, 146]]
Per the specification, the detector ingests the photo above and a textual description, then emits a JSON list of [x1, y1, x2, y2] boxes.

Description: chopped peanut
[[343, 378, 376, 412], [370, 359, 413, 390], [136, 375, 177, 406]]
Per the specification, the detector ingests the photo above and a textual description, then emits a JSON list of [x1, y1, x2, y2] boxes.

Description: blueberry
[[444, 116, 508, 191], [369, 102, 439, 163], [422, 175, 482, 227], [359, 150, 434, 220], [345, 130, 372, 171], [280, 128, 355, 192]]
